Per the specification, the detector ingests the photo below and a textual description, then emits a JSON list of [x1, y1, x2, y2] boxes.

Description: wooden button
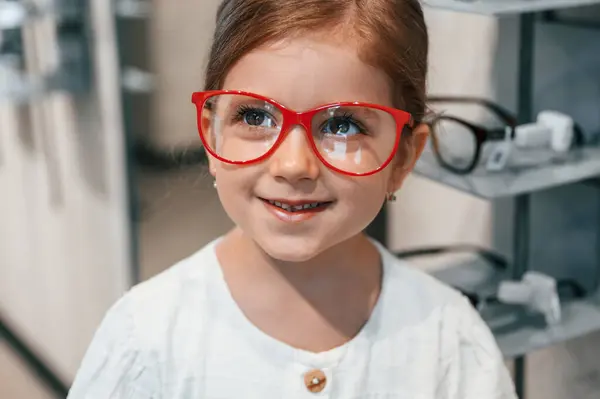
[[304, 369, 327, 393]]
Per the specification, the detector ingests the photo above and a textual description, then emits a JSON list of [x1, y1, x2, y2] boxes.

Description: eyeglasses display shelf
[[381, 2, 600, 398], [424, 0, 600, 15], [431, 259, 600, 359], [414, 145, 600, 199]]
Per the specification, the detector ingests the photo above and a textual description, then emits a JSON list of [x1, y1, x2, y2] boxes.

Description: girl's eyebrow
[[326, 105, 382, 122], [228, 97, 265, 107], [223, 97, 279, 114], [222, 94, 384, 122]]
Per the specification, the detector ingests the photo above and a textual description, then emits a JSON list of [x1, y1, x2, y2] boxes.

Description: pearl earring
[[213, 180, 217, 189]]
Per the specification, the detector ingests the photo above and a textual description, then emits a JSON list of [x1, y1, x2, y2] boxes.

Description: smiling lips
[[260, 197, 333, 222]]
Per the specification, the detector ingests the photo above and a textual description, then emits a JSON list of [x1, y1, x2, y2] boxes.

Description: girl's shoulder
[[68, 240, 223, 398], [130, 237, 220, 294], [374, 240, 467, 314], [375, 243, 514, 397], [373, 241, 502, 354], [112, 239, 223, 345], [375, 242, 511, 383]]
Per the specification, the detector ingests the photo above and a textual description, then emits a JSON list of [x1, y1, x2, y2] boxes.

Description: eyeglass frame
[[191, 90, 415, 177], [425, 96, 518, 175]]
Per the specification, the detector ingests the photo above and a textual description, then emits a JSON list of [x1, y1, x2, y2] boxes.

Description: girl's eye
[[244, 110, 266, 126], [322, 117, 365, 136], [236, 107, 276, 128]]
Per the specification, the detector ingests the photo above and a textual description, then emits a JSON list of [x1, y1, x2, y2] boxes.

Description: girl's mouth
[[264, 199, 332, 212], [259, 197, 334, 222]]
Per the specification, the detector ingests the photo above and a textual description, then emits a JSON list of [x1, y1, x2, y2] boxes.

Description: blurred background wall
[[2, 1, 600, 398], [0, 1, 132, 396]]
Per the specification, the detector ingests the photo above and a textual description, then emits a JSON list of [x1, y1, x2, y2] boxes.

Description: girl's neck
[[215, 228, 383, 352], [217, 227, 380, 288]]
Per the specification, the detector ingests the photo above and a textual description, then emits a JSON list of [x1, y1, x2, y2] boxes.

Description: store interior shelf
[[423, 0, 600, 15], [431, 260, 600, 359], [413, 145, 600, 199]]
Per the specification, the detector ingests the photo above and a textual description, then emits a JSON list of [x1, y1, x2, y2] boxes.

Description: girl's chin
[[253, 231, 363, 264], [254, 235, 331, 263], [262, 244, 324, 263]]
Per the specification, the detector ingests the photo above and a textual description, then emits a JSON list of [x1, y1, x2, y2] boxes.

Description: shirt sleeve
[[452, 297, 517, 399], [67, 296, 159, 399]]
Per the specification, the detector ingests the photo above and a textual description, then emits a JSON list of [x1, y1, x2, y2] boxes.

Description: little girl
[[69, 0, 516, 397]]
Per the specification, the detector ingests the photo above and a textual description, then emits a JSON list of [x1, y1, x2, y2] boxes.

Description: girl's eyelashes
[[320, 113, 369, 136], [233, 105, 278, 128], [231, 105, 370, 136]]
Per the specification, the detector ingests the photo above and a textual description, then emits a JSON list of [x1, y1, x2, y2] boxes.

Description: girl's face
[[208, 37, 427, 262]]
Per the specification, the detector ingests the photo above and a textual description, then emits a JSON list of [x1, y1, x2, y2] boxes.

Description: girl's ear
[[387, 123, 429, 193], [201, 107, 212, 137], [208, 156, 217, 178]]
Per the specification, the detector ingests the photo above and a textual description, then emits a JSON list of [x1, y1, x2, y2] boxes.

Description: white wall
[[0, 0, 131, 381], [147, 0, 222, 150]]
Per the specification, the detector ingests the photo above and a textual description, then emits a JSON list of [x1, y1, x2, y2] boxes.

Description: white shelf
[[413, 145, 600, 199], [494, 295, 600, 358], [431, 261, 600, 359], [424, 0, 600, 15]]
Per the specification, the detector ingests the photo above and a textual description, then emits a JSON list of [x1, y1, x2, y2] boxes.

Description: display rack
[[415, 147, 600, 199], [431, 259, 600, 359], [389, 2, 600, 398], [423, 0, 600, 15], [0, 2, 151, 397]]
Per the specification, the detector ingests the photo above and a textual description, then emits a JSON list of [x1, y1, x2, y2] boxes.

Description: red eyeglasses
[[191, 90, 414, 176]]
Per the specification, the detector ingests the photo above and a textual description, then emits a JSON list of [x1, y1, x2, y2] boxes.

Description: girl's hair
[[205, 0, 428, 120]]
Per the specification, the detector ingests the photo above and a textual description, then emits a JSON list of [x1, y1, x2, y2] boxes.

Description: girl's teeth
[[268, 200, 324, 212]]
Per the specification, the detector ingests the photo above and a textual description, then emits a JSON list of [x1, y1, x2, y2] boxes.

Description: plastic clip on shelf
[[0, 44, 90, 103], [514, 110, 577, 152], [497, 271, 562, 326], [114, 0, 152, 19], [0, 1, 33, 30], [0, 0, 81, 29], [0, 0, 91, 103], [423, 0, 600, 16], [121, 66, 155, 94]]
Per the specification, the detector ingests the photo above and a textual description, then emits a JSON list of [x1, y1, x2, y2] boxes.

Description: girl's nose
[[268, 126, 320, 182]]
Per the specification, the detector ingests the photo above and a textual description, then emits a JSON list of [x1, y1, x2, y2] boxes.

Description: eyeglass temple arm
[[488, 127, 510, 141], [427, 96, 518, 128]]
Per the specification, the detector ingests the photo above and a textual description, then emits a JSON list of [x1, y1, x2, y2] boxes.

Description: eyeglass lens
[[431, 117, 478, 171], [200, 94, 399, 175]]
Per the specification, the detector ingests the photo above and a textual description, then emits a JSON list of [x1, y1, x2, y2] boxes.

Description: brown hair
[[204, 0, 428, 121]]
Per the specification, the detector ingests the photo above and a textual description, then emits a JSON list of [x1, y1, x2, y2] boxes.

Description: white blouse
[[68, 239, 517, 399]]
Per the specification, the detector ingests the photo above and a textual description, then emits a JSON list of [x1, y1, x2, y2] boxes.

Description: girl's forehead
[[222, 37, 394, 111]]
